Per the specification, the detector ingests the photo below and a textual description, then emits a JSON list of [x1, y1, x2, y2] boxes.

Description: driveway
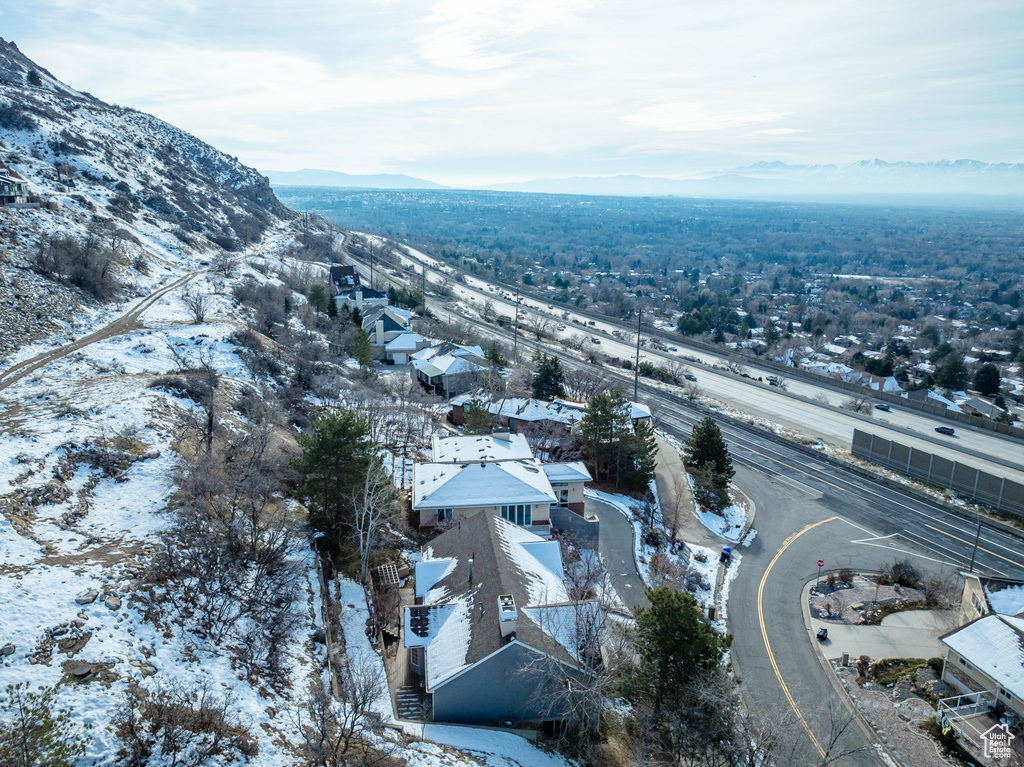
[[584, 496, 649, 613], [654, 436, 728, 549], [810, 608, 956, 662]]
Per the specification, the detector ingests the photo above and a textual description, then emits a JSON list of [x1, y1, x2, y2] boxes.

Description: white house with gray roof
[[412, 432, 592, 528]]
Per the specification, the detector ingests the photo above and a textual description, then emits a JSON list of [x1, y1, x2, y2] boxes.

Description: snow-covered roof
[[431, 432, 533, 463], [412, 460, 556, 510], [411, 342, 485, 363], [541, 461, 592, 483], [412, 354, 487, 378], [403, 599, 472, 690], [941, 614, 1024, 698], [406, 514, 587, 691], [986, 582, 1024, 618], [384, 332, 424, 352], [414, 558, 457, 600], [456, 395, 650, 425]]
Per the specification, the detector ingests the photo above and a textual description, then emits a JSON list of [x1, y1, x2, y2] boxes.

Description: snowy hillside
[[0, 36, 291, 360]]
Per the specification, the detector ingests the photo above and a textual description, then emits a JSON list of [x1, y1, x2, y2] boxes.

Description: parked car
[[875, 403, 891, 411], [557, 323, 566, 331], [591, 337, 601, 344], [685, 374, 697, 382], [935, 426, 956, 436], [669, 346, 678, 352]]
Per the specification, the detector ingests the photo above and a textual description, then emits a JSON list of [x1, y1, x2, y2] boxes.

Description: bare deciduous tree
[[182, 284, 213, 324], [840, 392, 873, 415]]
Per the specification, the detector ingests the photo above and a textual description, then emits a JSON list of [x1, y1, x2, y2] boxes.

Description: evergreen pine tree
[[619, 417, 658, 492], [684, 417, 734, 480], [326, 294, 338, 318], [973, 363, 1001, 396], [485, 342, 507, 370], [578, 390, 633, 484], [463, 401, 492, 435], [626, 588, 729, 715], [351, 329, 372, 367], [0, 683, 91, 767], [531, 352, 565, 400], [293, 411, 377, 547]]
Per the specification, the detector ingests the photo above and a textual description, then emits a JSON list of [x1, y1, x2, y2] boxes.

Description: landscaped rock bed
[[810, 573, 928, 625]]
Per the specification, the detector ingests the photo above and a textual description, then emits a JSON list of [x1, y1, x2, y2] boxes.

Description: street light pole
[[633, 307, 642, 400]]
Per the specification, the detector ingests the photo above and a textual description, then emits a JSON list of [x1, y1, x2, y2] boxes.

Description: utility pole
[[369, 239, 375, 291], [513, 285, 521, 364], [968, 510, 983, 572], [634, 307, 642, 400]]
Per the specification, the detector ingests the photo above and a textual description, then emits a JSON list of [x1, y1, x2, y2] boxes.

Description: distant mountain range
[[264, 168, 444, 189], [266, 160, 1024, 202], [485, 160, 1024, 200]]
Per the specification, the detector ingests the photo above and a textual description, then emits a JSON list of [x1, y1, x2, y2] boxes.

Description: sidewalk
[[654, 436, 727, 549]]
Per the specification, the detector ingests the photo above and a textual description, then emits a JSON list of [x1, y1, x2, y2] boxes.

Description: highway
[[355, 232, 1024, 485]]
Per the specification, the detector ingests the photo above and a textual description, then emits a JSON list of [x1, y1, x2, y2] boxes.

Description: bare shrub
[[114, 678, 257, 766], [33, 232, 120, 300], [182, 285, 212, 324], [143, 419, 301, 684]]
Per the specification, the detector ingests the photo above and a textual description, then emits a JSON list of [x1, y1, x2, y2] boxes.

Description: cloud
[[623, 101, 791, 133], [5, 0, 1022, 184]]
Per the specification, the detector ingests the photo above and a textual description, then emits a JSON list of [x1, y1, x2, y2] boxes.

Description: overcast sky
[[4, 0, 1022, 185]]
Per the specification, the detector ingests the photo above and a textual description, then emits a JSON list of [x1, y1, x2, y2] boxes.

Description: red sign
[[817, 559, 825, 568]]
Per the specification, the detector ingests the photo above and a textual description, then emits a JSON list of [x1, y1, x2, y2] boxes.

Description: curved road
[[0, 271, 199, 393]]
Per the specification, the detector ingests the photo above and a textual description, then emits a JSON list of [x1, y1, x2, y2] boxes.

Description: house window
[[971, 593, 984, 613], [1000, 688, 1013, 701], [501, 504, 532, 526], [410, 648, 419, 665], [958, 657, 974, 671], [436, 508, 452, 522]]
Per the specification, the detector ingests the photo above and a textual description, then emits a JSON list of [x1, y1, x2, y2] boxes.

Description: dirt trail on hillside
[[0, 271, 200, 393]]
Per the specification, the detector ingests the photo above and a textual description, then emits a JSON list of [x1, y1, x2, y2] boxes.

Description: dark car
[[935, 426, 956, 436], [685, 374, 697, 382], [875, 404, 891, 411]]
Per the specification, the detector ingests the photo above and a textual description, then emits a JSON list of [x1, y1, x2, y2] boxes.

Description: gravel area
[[810, 575, 926, 625], [834, 664, 951, 767]]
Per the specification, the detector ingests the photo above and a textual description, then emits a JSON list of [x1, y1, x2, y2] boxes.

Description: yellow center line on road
[[757, 516, 838, 759], [923, 524, 1024, 568], [661, 411, 1024, 571]]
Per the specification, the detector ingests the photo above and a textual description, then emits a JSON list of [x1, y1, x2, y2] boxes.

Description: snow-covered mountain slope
[[0, 37, 292, 360]]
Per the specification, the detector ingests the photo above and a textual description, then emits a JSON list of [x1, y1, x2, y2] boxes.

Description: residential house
[[412, 432, 592, 529], [449, 395, 651, 435], [336, 286, 389, 313], [361, 306, 414, 360], [411, 342, 487, 399], [329, 265, 360, 290], [939, 614, 1024, 719], [903, 388, 963, 412], [0, 164, 29, 205], [936, 574, 1024, 757], [383, 332, 431, 365], [959, 397, 1012, 422], [404, 512, 599, 727]]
